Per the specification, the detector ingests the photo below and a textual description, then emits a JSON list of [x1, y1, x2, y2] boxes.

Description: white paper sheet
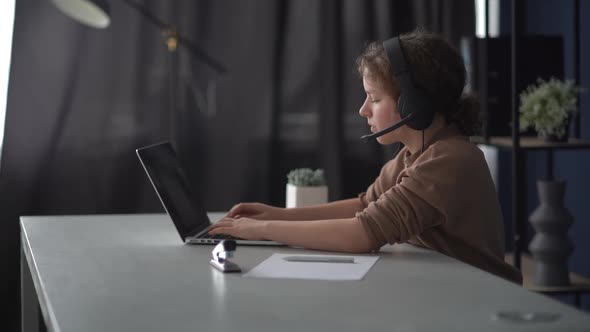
[[243, 253, 379, 281]]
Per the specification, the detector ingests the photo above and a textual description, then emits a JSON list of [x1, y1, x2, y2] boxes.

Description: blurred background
[[1, 0, 589, 330]]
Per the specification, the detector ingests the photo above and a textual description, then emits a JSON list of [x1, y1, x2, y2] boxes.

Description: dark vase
[[528, 180, 574, 286]]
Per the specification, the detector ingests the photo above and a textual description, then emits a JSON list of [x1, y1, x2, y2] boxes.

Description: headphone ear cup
[[397, 94, 410, 118], [402, 89, 436, 131]]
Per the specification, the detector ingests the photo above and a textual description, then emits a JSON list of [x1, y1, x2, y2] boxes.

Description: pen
[[282, 256, 355, 263]]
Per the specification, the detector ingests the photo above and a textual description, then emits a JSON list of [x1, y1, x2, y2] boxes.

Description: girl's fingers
[[208, 220, 233, 231]]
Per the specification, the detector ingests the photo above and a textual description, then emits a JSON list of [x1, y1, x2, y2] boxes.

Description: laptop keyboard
[[199, 233, 238, 240], [211, 234, 234, 240]]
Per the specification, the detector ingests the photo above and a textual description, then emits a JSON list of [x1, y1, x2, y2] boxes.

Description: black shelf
[[505, 253, 590, 308], [472, 136, 590, 150], [478, 0, 583, 271]]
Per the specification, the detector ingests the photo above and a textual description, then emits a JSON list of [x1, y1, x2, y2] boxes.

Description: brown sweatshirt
[[356, 125, 522, 284]]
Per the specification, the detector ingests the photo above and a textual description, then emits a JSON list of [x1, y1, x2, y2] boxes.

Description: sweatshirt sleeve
[[358, 151, 407, 210], [356, 145, 463, 246], [357, 183, 442, 246]]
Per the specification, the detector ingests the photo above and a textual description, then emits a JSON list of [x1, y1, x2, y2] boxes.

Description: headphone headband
[[381, 36, 435, 131], [383, 37, 409, 76]]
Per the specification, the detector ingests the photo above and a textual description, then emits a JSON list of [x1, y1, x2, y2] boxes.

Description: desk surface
[[21, 213, 590, 332]]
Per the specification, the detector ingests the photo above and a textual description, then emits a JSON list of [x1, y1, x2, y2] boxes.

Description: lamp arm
[[120, 0, 227, 74], [120, 0, 167, 30]]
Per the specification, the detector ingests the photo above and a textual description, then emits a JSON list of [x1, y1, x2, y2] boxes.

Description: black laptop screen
[[136, 142, 211, 240]]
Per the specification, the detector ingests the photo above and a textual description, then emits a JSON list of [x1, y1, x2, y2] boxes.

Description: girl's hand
[[208, 217, 270, 241], [227, 202, 285, 220]]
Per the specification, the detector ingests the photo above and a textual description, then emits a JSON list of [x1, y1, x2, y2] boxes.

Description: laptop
[[136, 141, 283, 246]]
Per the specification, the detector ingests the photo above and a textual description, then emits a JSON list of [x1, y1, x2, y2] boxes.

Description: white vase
[[286, 183, 328, 208]]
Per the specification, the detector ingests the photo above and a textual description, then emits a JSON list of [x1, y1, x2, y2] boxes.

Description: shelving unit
[[472, 137, 590, 150], [505, 254, 590, 307], [474, 0, 590, 304]]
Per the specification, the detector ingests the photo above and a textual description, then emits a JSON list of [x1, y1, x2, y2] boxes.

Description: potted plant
[[519, 77, 581, 142], [286, 168, 328, 208]]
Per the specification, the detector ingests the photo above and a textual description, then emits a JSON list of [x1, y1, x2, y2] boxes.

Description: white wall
[[0, 0, 16, 164], [478, 144, 499, 191], [475, 0, 500, 38]]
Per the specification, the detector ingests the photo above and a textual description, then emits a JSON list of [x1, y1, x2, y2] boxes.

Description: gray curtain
[[0, 0, 474, 330]]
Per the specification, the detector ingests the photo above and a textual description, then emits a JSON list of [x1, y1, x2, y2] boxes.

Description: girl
[[209, 29, 522, 284]]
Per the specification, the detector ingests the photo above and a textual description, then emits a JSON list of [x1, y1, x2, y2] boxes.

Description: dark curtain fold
[[320, 0, 344, 201], [0, 0, 474, 330]]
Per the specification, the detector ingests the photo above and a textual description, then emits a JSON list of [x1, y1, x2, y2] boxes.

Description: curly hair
[[356, 29, 481, 136]]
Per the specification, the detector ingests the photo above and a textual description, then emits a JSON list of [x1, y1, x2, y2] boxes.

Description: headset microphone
[[360, 113, 413, 142]]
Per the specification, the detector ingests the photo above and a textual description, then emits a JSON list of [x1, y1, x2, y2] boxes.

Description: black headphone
[[361, 37, 436, 142]]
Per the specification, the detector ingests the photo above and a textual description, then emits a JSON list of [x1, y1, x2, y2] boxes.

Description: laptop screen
[[136, 142, 211, 241]]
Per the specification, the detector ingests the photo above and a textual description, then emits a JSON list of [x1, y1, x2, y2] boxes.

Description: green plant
[[519, 78, 581, 139], [287, 168, 326, 186]]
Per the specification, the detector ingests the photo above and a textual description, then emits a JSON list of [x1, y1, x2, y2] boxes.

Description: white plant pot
[[286, 183, 328, 208]]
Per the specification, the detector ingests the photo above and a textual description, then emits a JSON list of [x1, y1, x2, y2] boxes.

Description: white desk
[[21, 213, 590, 332]]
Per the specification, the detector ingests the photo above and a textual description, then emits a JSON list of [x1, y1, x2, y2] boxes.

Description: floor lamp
[[50, 0, 227, 142]]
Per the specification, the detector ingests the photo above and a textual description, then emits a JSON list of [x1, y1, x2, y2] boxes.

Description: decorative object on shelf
[[528, 180, 574, 286], [519, 78, 582, 142], [286, 168, 328, 208]]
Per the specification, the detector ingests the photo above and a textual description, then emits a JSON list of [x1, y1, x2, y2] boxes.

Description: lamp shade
[[51, 0, 111, 29]]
